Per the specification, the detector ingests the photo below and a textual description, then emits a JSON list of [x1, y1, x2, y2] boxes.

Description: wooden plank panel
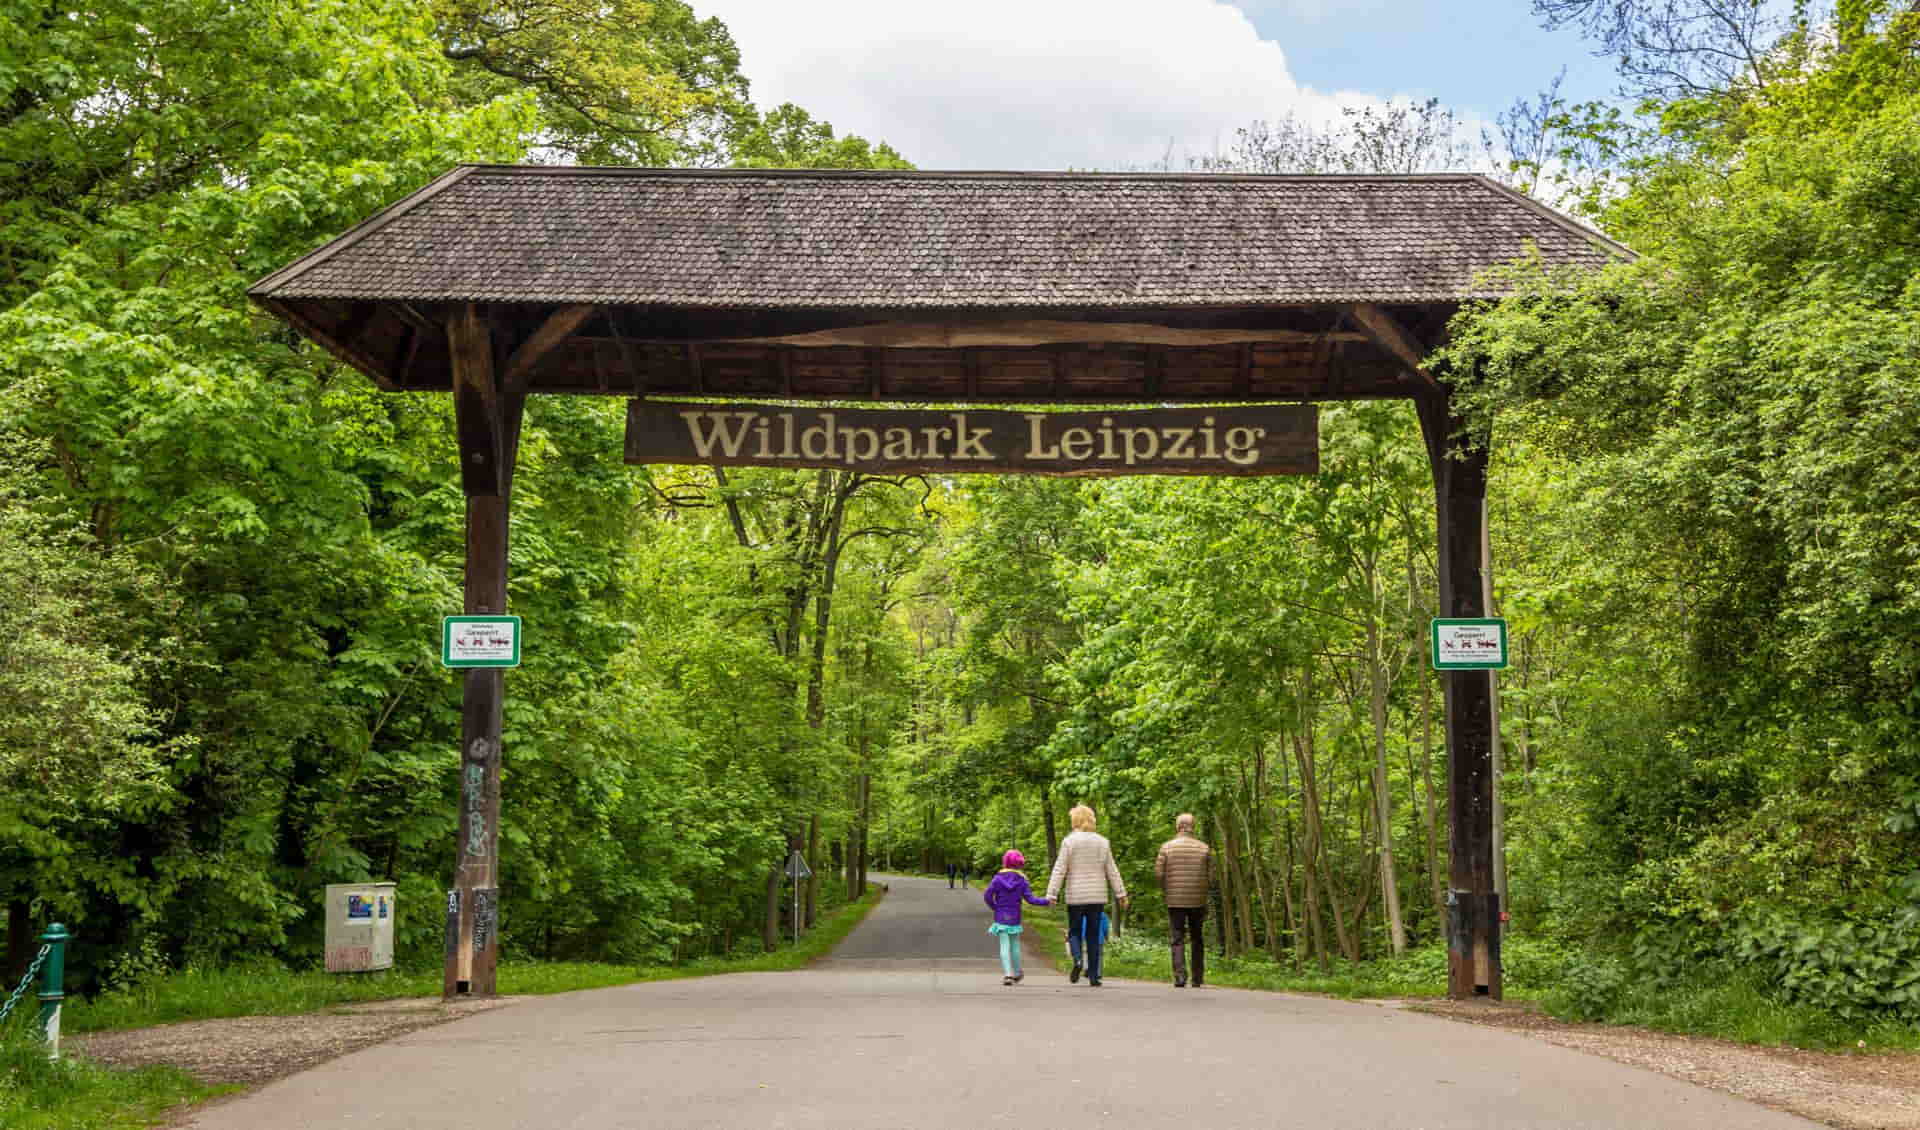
[[627, 401, 1318, 476], [721, 318, 1366, 349], [518, 336, 1425, 403]]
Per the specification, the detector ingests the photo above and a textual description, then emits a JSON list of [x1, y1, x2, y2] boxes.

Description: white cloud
[[699, 0, 1386, 170]]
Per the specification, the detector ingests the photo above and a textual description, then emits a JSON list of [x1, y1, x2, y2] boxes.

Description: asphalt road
[[186, 875, 1821, 1129]]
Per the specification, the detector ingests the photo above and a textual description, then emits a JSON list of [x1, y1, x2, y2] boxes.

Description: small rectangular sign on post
[[1432, 618, 1508, 670], [441, 616, 522, 668]]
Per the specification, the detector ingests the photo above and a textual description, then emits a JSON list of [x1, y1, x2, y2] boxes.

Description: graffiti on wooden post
[[471, 888, 496, 955], [442, 889, 461, 963], [465, 762, 487, 856]]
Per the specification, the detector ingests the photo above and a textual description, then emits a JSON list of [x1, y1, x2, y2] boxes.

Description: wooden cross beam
[[1346, 303, 1443, 393], [503, 304, 597, 392]]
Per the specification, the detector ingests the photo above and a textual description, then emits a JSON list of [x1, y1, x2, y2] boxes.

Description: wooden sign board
[[625, 401, 1317, 476]]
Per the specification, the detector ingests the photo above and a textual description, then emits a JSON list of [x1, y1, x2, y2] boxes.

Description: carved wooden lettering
[[625, 402, 1318, 476]]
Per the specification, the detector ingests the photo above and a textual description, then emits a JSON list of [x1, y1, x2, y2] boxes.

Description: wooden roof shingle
[[250, 166, 1627, 309]]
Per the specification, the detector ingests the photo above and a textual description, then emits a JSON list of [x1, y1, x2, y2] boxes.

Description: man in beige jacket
[[1155, 813, 1213, 988], [1046, 804, 1128, 987]]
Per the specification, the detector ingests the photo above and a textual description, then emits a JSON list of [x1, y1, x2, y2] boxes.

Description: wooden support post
[[1415, 389, 1501, 1000], [446, 304, 524, 999]]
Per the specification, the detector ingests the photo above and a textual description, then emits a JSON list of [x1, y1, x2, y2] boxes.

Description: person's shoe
[[1002, 976, 1014, 986], [1011, 972, 1024, 984], [1070, 961, 1082, 983], [1089, 978, 1102, 987], [1174, 978, 1186, 988]]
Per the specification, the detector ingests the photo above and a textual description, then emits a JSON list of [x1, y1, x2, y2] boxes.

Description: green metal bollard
[[36, 923, 67, 1061]]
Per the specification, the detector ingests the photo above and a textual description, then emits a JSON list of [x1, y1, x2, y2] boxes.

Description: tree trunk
[[762, 864, 782, 952], [857, 772, 872, 892], [804, 474, 853, 729], [1212, 809, 1235, 956], [1041, 784, 1059, 863], [1212, 858, 1230, 956], [1294, 675, 1356, 963], [1290, 731, 1332, 971], [1222, 810, 1255, 954], [1408, 521, 1447, 926], [1484, 504, 1507, 936], [805, 813, 821, 927], [1366, 604, 1409, 956], [1276, 764, 1304, 968], [848, 781, 864, 901], [1241, 798, 1282, 960]]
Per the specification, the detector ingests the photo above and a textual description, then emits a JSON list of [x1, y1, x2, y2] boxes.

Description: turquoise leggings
[[997, 931, 1023, 976]]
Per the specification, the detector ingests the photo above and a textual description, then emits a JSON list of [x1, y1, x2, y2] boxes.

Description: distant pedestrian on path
[[1155, 813, 1213, 988], [946, 862, 956, 889], [959, 863, 971, 889], [1046, 804, 1128, 987], [983, 850, 1050, 985]]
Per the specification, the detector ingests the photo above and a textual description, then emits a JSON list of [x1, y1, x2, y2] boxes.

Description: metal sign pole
[[784, 847, 811, 947]]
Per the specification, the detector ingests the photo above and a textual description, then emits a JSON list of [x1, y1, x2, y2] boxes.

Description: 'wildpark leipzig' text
[[625, 402, 1319, 477]]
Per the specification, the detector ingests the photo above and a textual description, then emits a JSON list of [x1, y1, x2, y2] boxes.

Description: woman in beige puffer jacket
[[1045, 804, 1128, 986]]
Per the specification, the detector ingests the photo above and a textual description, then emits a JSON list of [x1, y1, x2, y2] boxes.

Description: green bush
[[1544, 952, 1626, 1021], [1727, 907, 1920, 1023], [1499, 935, 1576, 988]]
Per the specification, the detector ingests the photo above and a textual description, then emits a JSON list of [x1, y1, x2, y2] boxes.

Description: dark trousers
[[1168, 906, 1206, 985], [1068, 903, 1105, 982]]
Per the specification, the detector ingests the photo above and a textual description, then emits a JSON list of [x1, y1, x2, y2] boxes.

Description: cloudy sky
[[697, 0, 1615, 171]]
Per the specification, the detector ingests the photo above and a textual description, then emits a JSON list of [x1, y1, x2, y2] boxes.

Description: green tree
[[0, 406, 186, 976], [1442, 0, 1920, 1016], [435, 0, 753, 165]]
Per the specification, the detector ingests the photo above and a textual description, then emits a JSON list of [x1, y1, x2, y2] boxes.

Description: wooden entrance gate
[[251, 166, 1628, 999]]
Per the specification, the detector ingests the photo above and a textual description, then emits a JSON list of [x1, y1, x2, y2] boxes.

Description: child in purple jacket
[[983, 850, 1051, 986]]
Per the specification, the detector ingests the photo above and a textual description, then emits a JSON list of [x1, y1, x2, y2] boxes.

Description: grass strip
[[1023, 904, 1920, 1051], [1547, 967, 1920, 1052], [1018, 902, 1501, 998], [68, 882, 887, 1036], [0, 1030, 232, 1130]]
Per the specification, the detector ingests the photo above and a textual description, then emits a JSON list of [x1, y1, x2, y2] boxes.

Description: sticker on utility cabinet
[[1431, 618, 1509, 670]]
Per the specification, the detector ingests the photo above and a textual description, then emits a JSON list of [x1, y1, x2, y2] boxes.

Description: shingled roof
[[251, 166, 1627, 310]]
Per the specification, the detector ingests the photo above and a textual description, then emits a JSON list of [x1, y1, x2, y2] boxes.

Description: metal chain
[[0, 944, 52, 1026]]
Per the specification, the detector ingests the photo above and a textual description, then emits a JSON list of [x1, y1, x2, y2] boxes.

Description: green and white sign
[[441, 616, 522, 668], [1431, 618, 1508, 670]]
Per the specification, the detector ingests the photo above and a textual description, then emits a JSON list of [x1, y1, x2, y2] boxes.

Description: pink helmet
[[1002, 849, 1026, 869]]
